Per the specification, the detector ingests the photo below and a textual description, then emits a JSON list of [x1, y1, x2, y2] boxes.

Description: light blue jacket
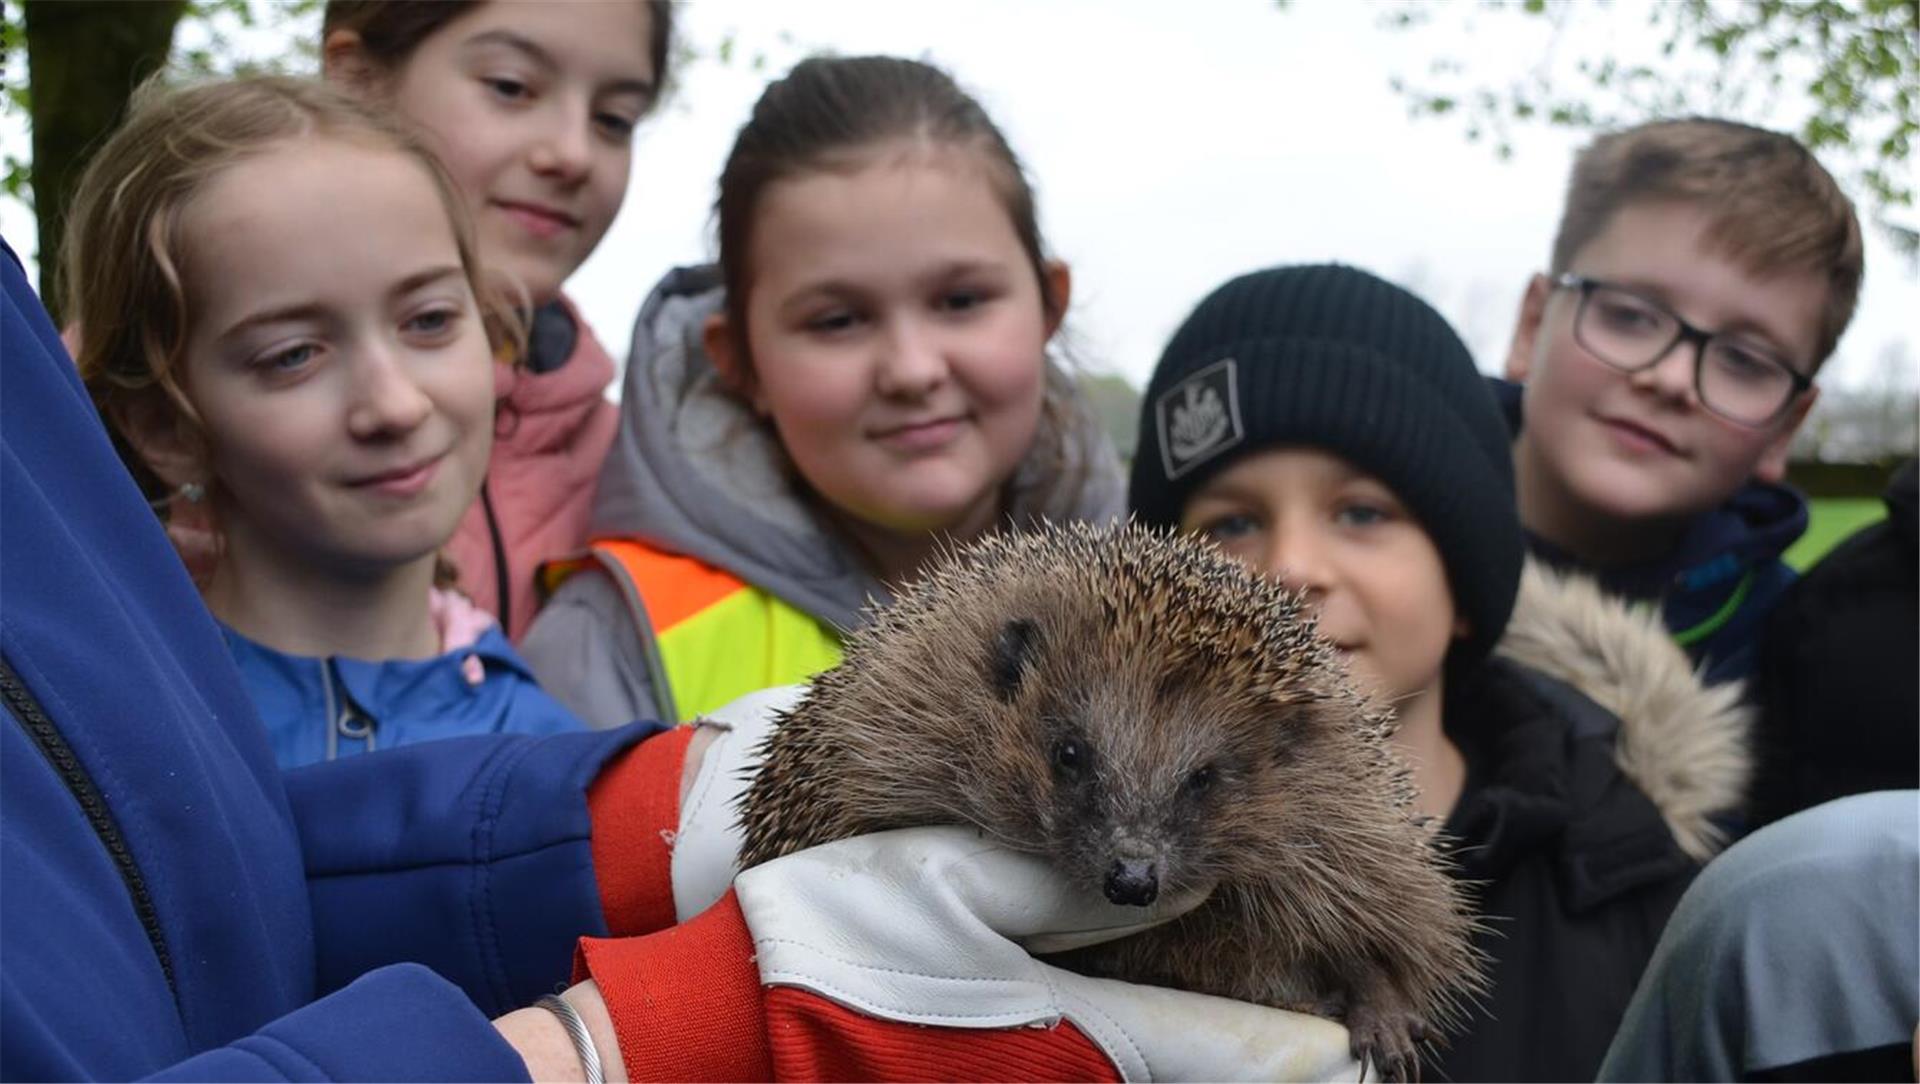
[[1599, 790, 1919, 1080], [222, 623, 586, 769]]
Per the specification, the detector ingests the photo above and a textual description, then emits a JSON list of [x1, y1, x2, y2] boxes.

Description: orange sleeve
[[585, 726, 694, 936], [576, 890, 774, 1082]]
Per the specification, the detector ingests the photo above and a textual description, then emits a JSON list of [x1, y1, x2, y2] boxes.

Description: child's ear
[[113, 394, 207, 494], [1041, 261, 1073, 341], [321, 28, 387, 96], [702, 312, 764, 414], [1754, 383, 1820, 484], [1504, 274, 1553, 382]]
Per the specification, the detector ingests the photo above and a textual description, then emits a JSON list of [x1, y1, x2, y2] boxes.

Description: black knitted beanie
[[1129, 264, 1523, 670]]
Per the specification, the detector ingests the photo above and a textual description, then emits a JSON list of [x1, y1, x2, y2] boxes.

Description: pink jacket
[[448, 297, 619, 641]]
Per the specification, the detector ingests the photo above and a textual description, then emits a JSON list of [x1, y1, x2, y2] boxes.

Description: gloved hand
[[667, 684, 792, 919], [579, 827, 1363, 1081], [576, 681, 1364, 1081], [583, 684, 797, 937]]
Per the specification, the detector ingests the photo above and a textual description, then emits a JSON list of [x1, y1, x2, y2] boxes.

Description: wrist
[[558, 984, 627, 1083], [494, 1004, 592, 1083], [493, 988, 629, 1083]]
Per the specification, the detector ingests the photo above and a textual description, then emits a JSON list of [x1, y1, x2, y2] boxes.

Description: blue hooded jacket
[[1493, 378, 1807, 686], [0, 240, 664, 1080], [222, 622, 586, 769]]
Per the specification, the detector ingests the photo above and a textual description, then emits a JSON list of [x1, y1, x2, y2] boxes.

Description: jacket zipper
[[0, 652, 179, 999], [322, 659, 377, 760]]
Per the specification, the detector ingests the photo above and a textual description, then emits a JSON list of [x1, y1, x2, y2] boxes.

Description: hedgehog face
[[969, 611, 1309, 908], [1039, 691, 1273, 907]]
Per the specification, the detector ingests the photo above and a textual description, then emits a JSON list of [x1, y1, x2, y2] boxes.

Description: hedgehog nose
[[1104, 858, 1159, 905]]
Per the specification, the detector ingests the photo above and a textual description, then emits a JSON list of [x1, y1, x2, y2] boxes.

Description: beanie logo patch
[[1158, 358, 1244, 480]]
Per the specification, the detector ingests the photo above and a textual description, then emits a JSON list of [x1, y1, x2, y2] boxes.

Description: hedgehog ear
[[989, 618, 1041, 702]]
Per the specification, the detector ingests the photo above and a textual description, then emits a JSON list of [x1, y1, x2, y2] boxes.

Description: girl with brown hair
[[70, 75, 583, 765], [524, 54, 1126, 729]]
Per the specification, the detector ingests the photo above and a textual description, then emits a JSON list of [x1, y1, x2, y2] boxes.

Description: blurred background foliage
[[0, 0, 1910, 557], [1379, 0, 1918, 263]]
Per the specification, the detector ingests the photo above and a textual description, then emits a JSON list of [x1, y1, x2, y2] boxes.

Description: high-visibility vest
[[541, 538, 842, 723]]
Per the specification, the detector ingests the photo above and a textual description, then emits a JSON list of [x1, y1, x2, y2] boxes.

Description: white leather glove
[[668, 683, 796, 920], [736, 825, 1364, 1082]]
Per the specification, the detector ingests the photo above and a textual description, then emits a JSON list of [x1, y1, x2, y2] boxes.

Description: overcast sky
[[4, 0, 1913, 396], [568, 0, 1917, 397]]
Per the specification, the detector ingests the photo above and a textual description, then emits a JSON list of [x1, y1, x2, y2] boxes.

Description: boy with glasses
[[1501, 117, 1864, 685]]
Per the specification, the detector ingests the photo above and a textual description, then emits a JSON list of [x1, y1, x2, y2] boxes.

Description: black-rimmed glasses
[[1553, 273, 1812, 427]]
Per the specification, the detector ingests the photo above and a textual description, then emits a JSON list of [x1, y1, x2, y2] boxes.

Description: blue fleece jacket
[[0, 239, 664, 1080], [1493, 378, 1807, 686], [222, 623, 586, 769]]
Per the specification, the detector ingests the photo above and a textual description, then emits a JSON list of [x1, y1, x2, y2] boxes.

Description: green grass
[[1785, 498, 1888, 571]]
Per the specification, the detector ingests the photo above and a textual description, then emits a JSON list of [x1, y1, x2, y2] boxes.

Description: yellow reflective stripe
[[654, 586, 841, 720]]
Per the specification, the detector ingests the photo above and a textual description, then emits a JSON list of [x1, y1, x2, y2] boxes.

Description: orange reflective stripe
[[548, 537, 842, 722], [589, 538, 745, 633]]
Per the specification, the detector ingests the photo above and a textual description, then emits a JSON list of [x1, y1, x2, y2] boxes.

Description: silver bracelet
[[536, 993, 605, 1084]]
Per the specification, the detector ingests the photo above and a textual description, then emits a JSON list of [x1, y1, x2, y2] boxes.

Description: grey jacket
[[1598, 790, 1918, 1082], [520, 265, 1126, 728]]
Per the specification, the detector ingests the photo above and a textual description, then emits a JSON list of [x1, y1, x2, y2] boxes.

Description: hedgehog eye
[[989, 617, 1041, 703], [1051, 736, 1088, 780], [1185, 763, 1217, 795]]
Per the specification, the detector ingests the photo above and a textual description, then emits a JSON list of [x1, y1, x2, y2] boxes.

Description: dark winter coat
[[1751, 458, 1918, 826], [1431, 562, 1754, 1083]]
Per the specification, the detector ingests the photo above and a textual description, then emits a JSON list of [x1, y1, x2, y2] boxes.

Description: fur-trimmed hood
[[1493, 559, 1753, 861]]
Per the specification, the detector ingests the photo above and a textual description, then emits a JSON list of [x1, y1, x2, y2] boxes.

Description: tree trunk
[[24, 0, 185, 322]]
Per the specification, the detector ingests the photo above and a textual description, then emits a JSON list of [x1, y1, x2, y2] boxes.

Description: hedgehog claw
[[1352, 1043, 1418, 1084], [1347, 998, 1424, 1082]]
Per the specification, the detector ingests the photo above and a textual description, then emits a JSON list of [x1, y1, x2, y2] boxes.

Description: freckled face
[[375, 0, 658, 303], [1180, 448, 1460, 705], [174, 138, 497, 581], [733, 146, 1058, 538]]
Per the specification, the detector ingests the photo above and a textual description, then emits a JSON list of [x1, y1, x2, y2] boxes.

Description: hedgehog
[[736, 522, 1484, 1080]]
